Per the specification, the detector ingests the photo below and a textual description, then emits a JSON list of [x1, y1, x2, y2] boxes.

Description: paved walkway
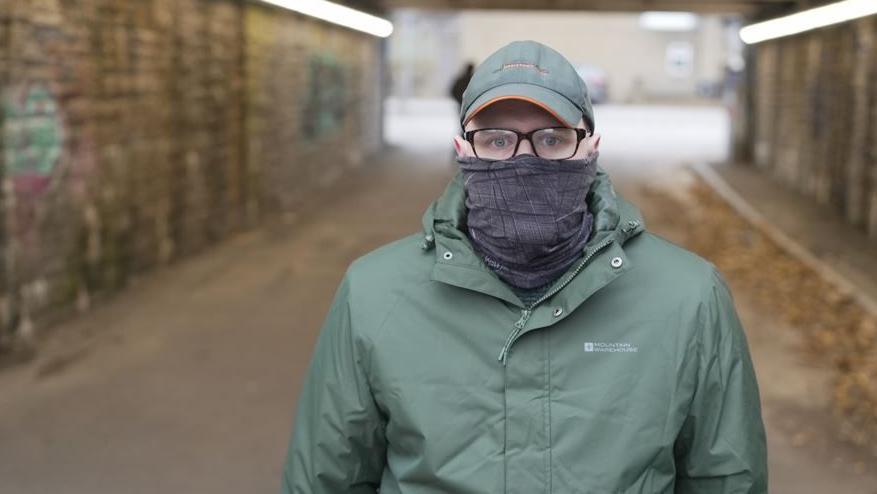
[[709, 161, 877, 312]]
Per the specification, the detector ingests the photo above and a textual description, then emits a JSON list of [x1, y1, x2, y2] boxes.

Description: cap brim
[[462, 83, 582, 128]]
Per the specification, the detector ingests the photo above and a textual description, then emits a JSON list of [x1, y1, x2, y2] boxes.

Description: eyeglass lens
[[472, 128, 580, 160]]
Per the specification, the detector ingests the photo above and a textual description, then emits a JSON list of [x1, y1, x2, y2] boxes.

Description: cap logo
[[495, 62, 549, 75]]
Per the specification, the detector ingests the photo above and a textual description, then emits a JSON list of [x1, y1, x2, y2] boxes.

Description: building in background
[[388, 9, 744, 104]]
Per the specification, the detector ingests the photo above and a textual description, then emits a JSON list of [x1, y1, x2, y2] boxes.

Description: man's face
[[453, 99, 600, 159]]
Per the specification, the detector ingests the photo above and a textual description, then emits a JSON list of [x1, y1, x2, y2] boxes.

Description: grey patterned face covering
[[457, 151, 600, 289]]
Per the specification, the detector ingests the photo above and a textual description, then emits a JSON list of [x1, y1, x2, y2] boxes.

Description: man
[[281, 40, 768, 493]]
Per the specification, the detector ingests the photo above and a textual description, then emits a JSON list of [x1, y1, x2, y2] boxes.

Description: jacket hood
[[420, 164, 645, 254]]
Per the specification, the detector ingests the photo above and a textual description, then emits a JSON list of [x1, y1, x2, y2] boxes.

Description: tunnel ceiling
[[370, 0, 833, 18]]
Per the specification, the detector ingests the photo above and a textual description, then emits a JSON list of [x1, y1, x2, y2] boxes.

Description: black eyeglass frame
[[463, 126, 592, 161]]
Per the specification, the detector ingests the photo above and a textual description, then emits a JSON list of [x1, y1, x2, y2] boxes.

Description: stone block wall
[[0, 0, 383, 351], [747, 13, 877, 454], [245, 6, 382, 215], [749, 15, 877, 239]]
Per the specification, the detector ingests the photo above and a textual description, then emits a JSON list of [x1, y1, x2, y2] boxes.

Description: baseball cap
[[459, 40, 595, 133]]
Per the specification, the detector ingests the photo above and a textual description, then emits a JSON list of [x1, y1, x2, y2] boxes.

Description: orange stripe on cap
[[463, 95, 575, 128]]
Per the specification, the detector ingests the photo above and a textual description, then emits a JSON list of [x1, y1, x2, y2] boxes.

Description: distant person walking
[[449, 62, 475, 106]]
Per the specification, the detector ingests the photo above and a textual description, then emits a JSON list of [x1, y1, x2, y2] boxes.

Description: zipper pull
[[515, 309, 532, 328], [497, 309, 532, 365]]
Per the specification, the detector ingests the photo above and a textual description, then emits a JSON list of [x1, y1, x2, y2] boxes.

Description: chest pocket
[[546, 320, 677, 493]]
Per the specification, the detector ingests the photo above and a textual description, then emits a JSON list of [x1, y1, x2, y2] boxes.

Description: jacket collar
[[420, 164, 646, 309]]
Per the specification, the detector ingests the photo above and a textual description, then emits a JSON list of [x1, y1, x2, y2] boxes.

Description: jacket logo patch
[[584, 341, 638, 353]]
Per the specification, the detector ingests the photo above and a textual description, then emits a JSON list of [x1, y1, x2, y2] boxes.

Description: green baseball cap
[[460, 40, 595, 132]]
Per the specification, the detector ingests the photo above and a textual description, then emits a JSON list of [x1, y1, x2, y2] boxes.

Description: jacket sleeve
[[674, 267, 768, 493], [280, 272, 387, 493]]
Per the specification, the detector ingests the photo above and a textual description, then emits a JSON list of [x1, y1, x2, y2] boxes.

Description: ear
[[453, 134, 474, 157], [585, 132, 601, 154]]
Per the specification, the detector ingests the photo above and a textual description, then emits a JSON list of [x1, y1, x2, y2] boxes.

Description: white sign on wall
[[665, 41, 694, 78]]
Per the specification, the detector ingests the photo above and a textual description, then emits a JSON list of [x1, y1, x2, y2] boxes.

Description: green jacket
[[282, 166, 768, 493]]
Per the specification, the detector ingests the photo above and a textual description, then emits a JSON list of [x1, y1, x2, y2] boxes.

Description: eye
[[473, 130, 516, 150], [537, 134, 567, 147], [489, 136, 511, 148]]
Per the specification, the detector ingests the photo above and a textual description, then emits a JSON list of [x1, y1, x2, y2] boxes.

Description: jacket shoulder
[[347, 232, 434, 287], [631, 230, 715, 268], [625, 231, 721, 298], [339, 233, 434, 336]]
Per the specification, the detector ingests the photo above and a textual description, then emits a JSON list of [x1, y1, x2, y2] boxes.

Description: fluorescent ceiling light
[[260, 0, 394, 38], [740, 0, 877, 44], [639, 11, 699, 32]]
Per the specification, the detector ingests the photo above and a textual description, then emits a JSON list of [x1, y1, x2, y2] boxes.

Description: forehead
[[466, 99, 583, 131]]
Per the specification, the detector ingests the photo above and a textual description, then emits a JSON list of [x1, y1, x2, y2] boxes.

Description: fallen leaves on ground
[[639, 175, 877, 458]]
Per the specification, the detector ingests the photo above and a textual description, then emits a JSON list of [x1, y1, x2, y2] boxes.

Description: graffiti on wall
[[2, 83, 68, 255], [301, 53, 348, 138], [3, 83, 66, 196]]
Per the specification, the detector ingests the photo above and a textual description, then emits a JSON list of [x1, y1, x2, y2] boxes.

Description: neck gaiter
[[457, 151, 600, 289]]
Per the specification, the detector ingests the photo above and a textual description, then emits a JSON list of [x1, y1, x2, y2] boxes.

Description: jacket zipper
[[497, 309, 532, 364], [497, 237, 616, 366]]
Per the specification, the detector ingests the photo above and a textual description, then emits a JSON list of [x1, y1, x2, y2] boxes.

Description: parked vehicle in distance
[[576, 64, 609, 104]]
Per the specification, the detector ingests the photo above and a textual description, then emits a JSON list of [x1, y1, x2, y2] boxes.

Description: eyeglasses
[[463, 127, 592, 161]]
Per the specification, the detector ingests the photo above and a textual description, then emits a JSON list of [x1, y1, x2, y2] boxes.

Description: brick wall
[[245, 6, 382, 215], [749, 15, 877, 240], [747, 14, 877, 453], [0, 0, 383, 352]]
